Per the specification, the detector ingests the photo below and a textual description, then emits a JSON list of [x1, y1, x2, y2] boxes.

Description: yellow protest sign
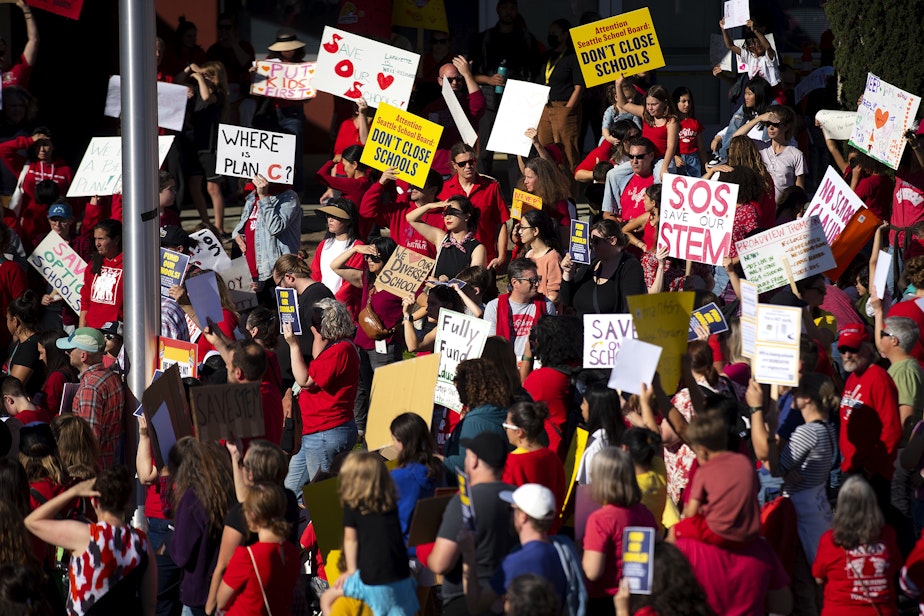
[[510, 189, 542, 220], [569, 8, 665, 88], [360, 102, 443, 188], [392, 0, 448, 32], [627, 292, 694, 393]]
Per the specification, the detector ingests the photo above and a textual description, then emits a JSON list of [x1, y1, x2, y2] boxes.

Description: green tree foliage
[[825, 0, 924, 108]]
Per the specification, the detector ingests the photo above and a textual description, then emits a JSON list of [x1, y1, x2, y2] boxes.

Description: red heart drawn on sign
[[875, 108, 889, 128], [377, 73, 395, 90], [345, 82, 364, 98]]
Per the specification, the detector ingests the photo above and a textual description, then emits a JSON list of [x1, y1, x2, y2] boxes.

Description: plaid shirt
[[72, 363, 125, 469]]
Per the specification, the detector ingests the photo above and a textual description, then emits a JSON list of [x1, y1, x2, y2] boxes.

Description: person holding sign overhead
[[408, 196, 486, 279], [536, 19, 584, 176], [360, 167, 445, 258], [422, 56, 486, 176]]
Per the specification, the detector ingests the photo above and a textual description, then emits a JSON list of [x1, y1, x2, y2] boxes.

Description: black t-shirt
[[471, 27, 540, 82], [342, 504, 409, 585], [275, 281, 335, 388], [224, 488, 300, 546], [434, 237, 481, 280], [436, 481, 519, 601], [560, 253, 646, 317], [4, 333, 44, 398], [541, 51, 584, 102]]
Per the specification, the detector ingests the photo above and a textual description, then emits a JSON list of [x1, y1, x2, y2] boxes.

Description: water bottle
[[495, 60, 508, 95]]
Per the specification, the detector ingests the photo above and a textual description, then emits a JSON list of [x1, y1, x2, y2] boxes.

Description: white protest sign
[[222, 257, 259, 312], [250, 61, 317, 100], [736, 216, 836, 294], [873, 250, 891, 301], [815, 110, 858, 141], [657, 173, 738, 266], [739, 280, 758, 358], [188, 228, 233, 273], [104, 76, 189, 132], [216, 124, 297, 181], [441, 78, 478, 147], [803, 166, 865, 245], [28, 230, 88, 313], [753, 304, 801, 386], [723, 0, 749, 28], [735, 33, 775, 74], [583, 314, 636, 368], [486, 79, 550, 156], [850, 73, 922, 170], [795, 66, 834, 104], [608, 338, 661, 395], [433, 309, 491, 411], [313, 27, 419, 109], [68, 136, 174, 197]]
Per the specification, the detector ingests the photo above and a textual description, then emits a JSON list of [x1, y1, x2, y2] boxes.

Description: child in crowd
[[672, 87, 708, 178], [621, 427, 679, 535]]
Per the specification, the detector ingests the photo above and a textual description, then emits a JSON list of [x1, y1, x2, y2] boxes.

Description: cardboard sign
[[440, 78, 477, 147], [815, 110, 857, 141], [623, 527, 656, 594], [627, 292, 695, 392], [223, 257, 259, 311], [374, 246, 436, 296], [688, 302, 729, 341], [434, 309, 491, 412], [191, 382, 264, 441], [407, 493, 455, 546], [392, 0, 448, 32], [457, 468, 475, 531], [850, 73, 922, 170], [28, 230, 87, 313], [67, 136, 174, 197], [583, 314, 636, 368], [59, 382, 78, 415], [26, 0, 83, 20], [216, 124, 297, 181], [104, 76, 189, 132], [723, 0, 749, 28], [570, 219, 591, 265], [188, 228, 233, 273], [569, 9, 665, 88], [486, 79, 550, 156], [510, 189, 542, 220], [142, 364, 194, 468], [366, 353, 440, 451], [186, 272, 224, 328], [303, 478, 343, 559], [275, 287, 302, 335], [657, 173, 738, 266], [574, 484, 600, 543], [160, 248, 190, 297], [753, 305, 802, 386], [158, 337, 198, 378], [359, 103, 443, 187], [313, 26, 420, 109], [795, 66, 835, 104], [804, 166, 865, 245], [736, 216, 836, 294], [608, 338, 662, 395], [250, 61, 317, 100]]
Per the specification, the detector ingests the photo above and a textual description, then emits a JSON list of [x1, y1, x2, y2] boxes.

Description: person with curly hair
[[614, 542, 715, 616], [442, 358, 511, 476], [705, 135, 776, 229]]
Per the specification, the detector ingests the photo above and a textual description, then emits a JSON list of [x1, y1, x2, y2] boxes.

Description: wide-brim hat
[[268, 28, 306, 52], [317, 205, 352, 221]]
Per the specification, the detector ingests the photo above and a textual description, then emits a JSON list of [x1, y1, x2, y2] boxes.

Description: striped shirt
[[779, 420, 836, 495]]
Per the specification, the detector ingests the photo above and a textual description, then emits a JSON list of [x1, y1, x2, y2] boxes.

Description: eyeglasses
[[454, 158, 477, 167], [364, 254, 383, 263], [503, 422, 521, 431], [880, 331, 894, 338], [517, 225, 534, 231], [513, 276, 541, 286], [628, 153, 650, 160]]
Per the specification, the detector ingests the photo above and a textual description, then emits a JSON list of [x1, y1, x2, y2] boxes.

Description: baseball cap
[[99, 321, 124, 338], [160, 225, 195, 250], [838, 324, 869, 352], [48, 202, 73, 220], [499, 483, 556, 520], [460, 431, 509, 470], [56, 328, 106, 353]]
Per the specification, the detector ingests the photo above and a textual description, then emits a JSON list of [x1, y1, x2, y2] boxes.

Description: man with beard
[[359, 168, 444, 258], [422, 56, 486, 177]]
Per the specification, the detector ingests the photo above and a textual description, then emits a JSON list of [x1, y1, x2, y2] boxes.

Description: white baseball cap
[[499, 483, 556, 520]]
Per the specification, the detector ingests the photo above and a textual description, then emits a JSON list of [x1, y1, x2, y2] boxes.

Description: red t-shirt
[[620, 174, 654, 222], [502, 447, 567, 527], [678, 117, 704, 155], [887, 299, 924, 367], [299, 340, 359, 435], [523, 367, 570, 457], [812, 526, 901, 616], [438, 174, 509, 263], [688, 451, 761, 543], [891, 170, 924, 247], [80, 253, 124, 329], [576, 142, 616, 173], [839, 364, 902, 480], [260, 381, 284, 446], [359, 181, 444, 258], [196, 309, 239, 357], [1, 54, 32, 88], [582, 503, 657, 598], [851, 172, 893, 221], [15, 406, 51, 425], [222, 541, 301, 616], [40, 369, 71, 416], [642, 122, 668, 158]]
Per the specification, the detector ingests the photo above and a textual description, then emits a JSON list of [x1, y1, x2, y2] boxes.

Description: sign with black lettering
[[216, 124, 297, 181], [190, 382, 264, 441], [374, 246, 436, 297], [569, 8, 665, 88]]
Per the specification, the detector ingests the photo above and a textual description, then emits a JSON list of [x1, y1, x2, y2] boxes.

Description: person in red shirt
[[421, 56, 486, 176], [0, 1, 38, 90], [79, 219, 123, 329], [616, 138, 657, 224], [316, 145, 373, 239], [1, 375, 50, 425], [360, 167, 444, 258], [439, 143, 509, 269]]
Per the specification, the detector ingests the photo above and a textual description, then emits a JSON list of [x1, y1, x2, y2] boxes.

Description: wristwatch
[[748, 406, 763, 415]]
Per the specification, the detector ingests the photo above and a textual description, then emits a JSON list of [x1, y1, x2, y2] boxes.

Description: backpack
[[550, 535, 588, 616]]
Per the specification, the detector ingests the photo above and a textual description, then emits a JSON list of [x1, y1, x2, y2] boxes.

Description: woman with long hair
[[672, 86, 708, 177], [516, 209, 562, 304], [576, 382, 627, 485], [813, 475, 901, 614], [245, 307, 283, 392], [79, 219, 123, 329], [51, 414, 100, 484], [4, 289, 43, 397], [521, 156, 573, 246], [408, 195, 486, 280], [705, 135, 776, 229], [331, 235, 403, 435], [390, 413, 444, 548], [711, 76, 773, 164], [615, 80, 679, 175], [317, 143, 373, 238], [310, 198, 365, 320], [36, 328, 75, 417]]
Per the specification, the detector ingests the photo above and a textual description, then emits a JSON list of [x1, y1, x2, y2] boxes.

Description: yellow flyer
[[392, 0, 448, 32], [510, 189, 543, 220], [569, 8, 665, 88], [360, 103, 443, 188], [627, 292, 694, 392]]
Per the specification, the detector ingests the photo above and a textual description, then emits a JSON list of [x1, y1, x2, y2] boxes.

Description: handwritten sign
[[191, 382, 264, 441], [569, 9, 665, 88], [160, 248, 189, 297], [740, 280, 758, 358], [313, 26, 420, 109], [583, 314, 636, 368], [627, 292, 694, 392], [815, 109, 858, 141], [28, 230, 87, 313], [486, 79, 550, 156], [736, 216, 836, 294], [753, 305, 801, 386], [216, 124, 297, 181], [622, 527, 655, 594], [723, 0, 749, 28], [510, 189, 542, 220], [688, 302, 729, 341], [392, 0, 448, 32], [434, 309, 491, 412], [803, 166, 865, 245], [657, 174, 738, 266], [570, 219, 590, 265], [188, 228, 232, 273], [67, 136, 174, 197], [850, 73, 921, 170], [104, 76, 189, 132], [25, 0, 83, 20], [223, 257, 259, 311], [374, 246, 435, 296], [359, 103, 443, 187], [250, 61, 317, 100], [158, 337, 198, 378], [275, 288, 302, 335]]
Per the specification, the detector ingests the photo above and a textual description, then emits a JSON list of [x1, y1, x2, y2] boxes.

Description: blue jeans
[[675, 153, 702, 178], [285, 421, 358, 498], [148, 517, 183, 616], [717, 105, 747, 161]]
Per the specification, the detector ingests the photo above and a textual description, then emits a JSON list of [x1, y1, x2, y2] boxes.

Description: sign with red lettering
[[216, 124, 297, 181], [26, 0, 83, 20], [251, 61, 317, 100], [736, 216, 836, 294], [657, 174, 738, 267], [803, 166, 865, 245]]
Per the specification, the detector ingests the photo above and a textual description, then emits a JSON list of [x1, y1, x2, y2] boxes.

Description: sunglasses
[[838, 346, 860, 354], [444, 208, 465, 218], [590, 236, 610, 246], [454, 158, 477, 167], [880, 331, 894, 338], [446, 76, 465, 83], [766, 121, 783, 128], [513, 276, 541, 286], [364, 254, 383, 263], [628, 153, 650, 160]]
